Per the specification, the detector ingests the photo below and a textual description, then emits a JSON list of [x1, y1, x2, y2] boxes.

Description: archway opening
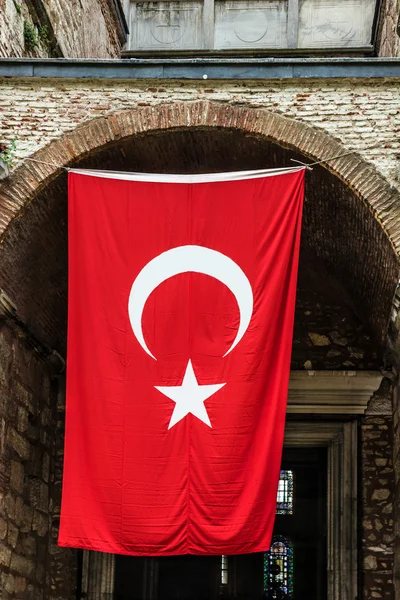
[[1, 127, 396, 360], [0, 124, 397, 600]]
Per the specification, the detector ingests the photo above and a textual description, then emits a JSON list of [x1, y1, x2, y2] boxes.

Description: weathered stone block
[[7, 427, 30, 460], [28, 478, 49, 511], [375, 519, 383, 531], [2, 573, 14, 594], [383, 533, 394, 544], [14, 576, 27, 593], [0, 331, 12, 377], [4, 493, 15, 520], [327, 349, 341, 358], [20, 535, 36, 556], [42, 451, 50, 483], [40, 407, 51, 427], [10, 553, 35, 577], [330, 331, 348, 346], [11, 382, 33, 411], [29, 478, 41, 509], [27, 422, 40, 442], [363, 431, 382, 440], [26, 446, 43, 478], [10, 459, 24, 493], [32, 510, 48, 537], [8, 523, 18, 548], [40, 482, 49, 512], [308, 332, 330, 346], [372, 489, 391, 501], [0, 543, 12, 567], [17, 406, 28, 433], [15, 498, 33, 533], [363, 518, 373, 530], [364, 555, 378, 570], [0, 517, 7, 540]]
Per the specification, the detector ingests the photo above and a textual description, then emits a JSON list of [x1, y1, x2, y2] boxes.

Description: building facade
[[1, 1, 400, 599]]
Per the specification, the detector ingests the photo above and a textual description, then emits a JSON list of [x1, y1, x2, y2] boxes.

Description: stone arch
[[1, 101, 399, 246], [0, 100, 399, 356]]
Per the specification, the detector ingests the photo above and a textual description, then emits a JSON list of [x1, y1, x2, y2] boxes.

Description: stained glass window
[[263, 470, 295, 598], [264, 536, 294, 600], [276, 470, 294, 515]]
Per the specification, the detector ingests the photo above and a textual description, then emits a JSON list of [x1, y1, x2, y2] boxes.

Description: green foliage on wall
[[23, 20, 38, 51], [0, 138, 17, 167], [38, 25, 50, 47]]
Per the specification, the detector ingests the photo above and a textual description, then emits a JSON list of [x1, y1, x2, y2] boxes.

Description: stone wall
[[362, 408, 395, 600], [292, 267, 380, 370], [0, 0, 123, 59], [38, 0, 123, 59], [0, 317, 76, 600], [377, 0, 400, 57], [0, 0, 51, 58], [45, 377, 77, 600], [393, 385, 400, 598]]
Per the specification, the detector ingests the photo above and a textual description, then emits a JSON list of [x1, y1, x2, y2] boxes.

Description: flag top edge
[[68, 166, 305, 183]]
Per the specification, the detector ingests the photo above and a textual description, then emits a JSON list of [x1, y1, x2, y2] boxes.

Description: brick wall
[[0, 78, 399, 190]]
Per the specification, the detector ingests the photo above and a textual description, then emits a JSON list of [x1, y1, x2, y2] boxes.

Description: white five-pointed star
[[155, 360, 226, 430]]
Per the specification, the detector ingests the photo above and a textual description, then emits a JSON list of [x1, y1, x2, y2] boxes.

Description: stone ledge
[[288, 370, 383, 414], [1, 57, 400, 80]]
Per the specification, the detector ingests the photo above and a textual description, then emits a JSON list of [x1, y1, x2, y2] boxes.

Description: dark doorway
[[113, 447, 327, 600]]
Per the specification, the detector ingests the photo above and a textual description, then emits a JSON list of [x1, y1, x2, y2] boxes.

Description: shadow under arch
[[0, 100, 399, 359]]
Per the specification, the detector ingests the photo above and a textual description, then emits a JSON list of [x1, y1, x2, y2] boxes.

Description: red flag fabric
[[59, 167, 305, 556]]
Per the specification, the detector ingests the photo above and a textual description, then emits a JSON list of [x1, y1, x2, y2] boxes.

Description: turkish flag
[[59, 167, 305, 556]]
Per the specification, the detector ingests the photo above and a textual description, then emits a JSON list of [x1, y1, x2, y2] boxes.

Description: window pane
[[220, 555, 229, 585], [276, 469, 294, 515]]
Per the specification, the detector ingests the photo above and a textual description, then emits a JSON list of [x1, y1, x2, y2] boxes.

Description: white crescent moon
[[128, 245, 253, 360]]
